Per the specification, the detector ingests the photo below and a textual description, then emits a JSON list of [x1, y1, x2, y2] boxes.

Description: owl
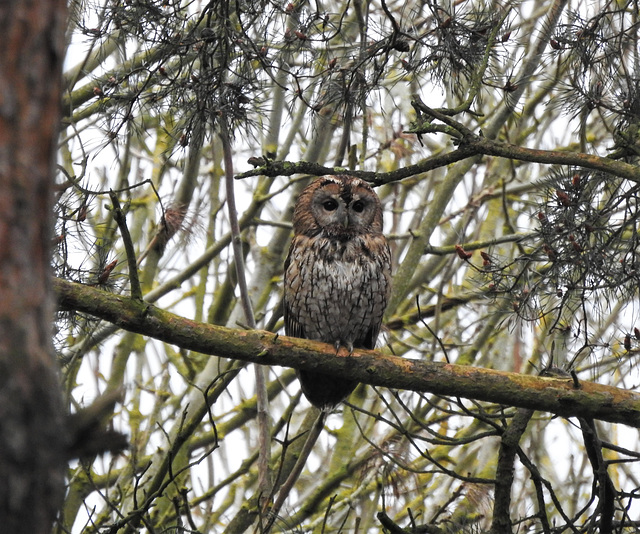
[[284, 175, 392, 409]]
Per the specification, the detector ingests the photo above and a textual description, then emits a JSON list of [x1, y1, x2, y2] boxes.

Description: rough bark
[[0, 1, 67, 531]]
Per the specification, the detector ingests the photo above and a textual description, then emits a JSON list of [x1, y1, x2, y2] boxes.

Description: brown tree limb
[[236, 128, 640, 186], [489, 408, 534, 534], [409, 99, 640, 183], [234, 146, 478, 185], [463, 134, 640, 183], [244, 97, 640, 188], [578, 418, 615, 534], [108, 191, 142, 300], [54, 277, 640, 428]]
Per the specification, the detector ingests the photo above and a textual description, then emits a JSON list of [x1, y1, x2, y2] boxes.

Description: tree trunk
[[0, 1, 67, 532]]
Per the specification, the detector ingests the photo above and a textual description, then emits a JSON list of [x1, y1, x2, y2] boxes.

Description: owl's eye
[[323, 199, 338, 211], [352, 200, 365, 213]]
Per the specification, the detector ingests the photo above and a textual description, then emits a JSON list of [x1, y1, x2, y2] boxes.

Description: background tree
[[56, 0, 640, 532], [0, 0, 68, 532]]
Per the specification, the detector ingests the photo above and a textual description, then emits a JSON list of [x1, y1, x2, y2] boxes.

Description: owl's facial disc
[[312, 189, 349, 229]]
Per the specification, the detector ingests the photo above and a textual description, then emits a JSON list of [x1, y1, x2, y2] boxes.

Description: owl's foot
[[333, 341, 354, 356]]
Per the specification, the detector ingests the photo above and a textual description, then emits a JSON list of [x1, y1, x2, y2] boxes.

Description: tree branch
[[235, 146, 478, 185], [237, 117, 640, 187], [465, 134, 640, 183], [490, 408, 534, 534], [409, 100, 640, 183], [108, 191, 142, 300], [54, 277, 640, 428]]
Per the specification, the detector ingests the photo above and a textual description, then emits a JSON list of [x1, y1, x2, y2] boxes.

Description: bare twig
[[108, 191, 142, 300], [263, 410, 325, 533], [579, 418, 616, 534], [220, 120, 272, 498]]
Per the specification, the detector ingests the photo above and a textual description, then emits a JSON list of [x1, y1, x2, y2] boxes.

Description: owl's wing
[[283, 298, 306, 339], [283, 245, 306, 339], [358, 243, 392, 350]]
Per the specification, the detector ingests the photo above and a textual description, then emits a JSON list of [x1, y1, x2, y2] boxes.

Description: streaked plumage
[[284, 176, 392, 409]]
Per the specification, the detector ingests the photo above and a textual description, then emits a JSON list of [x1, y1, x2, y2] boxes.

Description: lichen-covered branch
[[54, 277, 640, 428]]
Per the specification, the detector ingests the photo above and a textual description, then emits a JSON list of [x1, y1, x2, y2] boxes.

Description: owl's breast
[[284, 234, 391, 349]]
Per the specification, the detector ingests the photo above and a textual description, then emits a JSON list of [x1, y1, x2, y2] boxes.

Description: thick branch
[[54, 278, 640, 428]]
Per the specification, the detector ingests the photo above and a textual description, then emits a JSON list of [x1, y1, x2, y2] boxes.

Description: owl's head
[[293, 175, 384, 237]]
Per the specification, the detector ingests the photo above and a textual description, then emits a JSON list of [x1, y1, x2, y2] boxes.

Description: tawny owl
[[284, 175, 392, 409]]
